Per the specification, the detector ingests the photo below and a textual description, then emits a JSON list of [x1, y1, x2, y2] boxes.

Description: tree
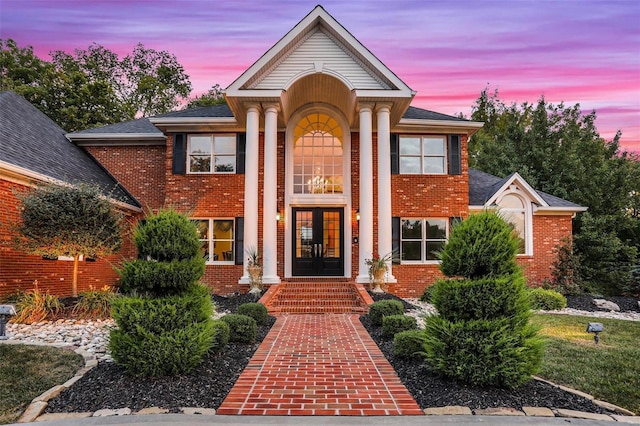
[[1, 39, 192, 131], [15, 185, 123, 297], [185, 84, 226, 108], [469, 88, 639, 294]]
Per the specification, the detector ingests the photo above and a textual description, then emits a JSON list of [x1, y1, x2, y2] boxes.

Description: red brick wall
[[518, 214, 573, 286], [85, 145, 166, 212], [0, 178, 136, 298]]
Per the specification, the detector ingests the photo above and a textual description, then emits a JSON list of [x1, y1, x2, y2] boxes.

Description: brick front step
[[260, 282, 369, 314]]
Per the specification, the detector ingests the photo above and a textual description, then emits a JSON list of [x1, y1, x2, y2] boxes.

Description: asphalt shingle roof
[[401, 106, 470, 121], [152, 104, 234, 118], [0, 91, 140, 208], [469, 168, 584, 208], [67, 117, 163, 135]]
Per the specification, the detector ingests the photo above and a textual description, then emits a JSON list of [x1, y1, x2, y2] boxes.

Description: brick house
[[1, 6, 585, 302]]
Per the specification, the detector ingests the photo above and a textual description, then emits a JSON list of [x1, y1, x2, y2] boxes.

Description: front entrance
[[292, 207, 344, 276]]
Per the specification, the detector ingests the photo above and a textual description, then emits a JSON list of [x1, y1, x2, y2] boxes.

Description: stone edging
[[9, 341, 639, 422]]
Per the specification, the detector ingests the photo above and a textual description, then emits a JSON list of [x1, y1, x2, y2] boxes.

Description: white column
[[262, 104, 280, 284], [357, 104, 374, 283], [240, 105, 260, 284], [377, 104, 396, 282]]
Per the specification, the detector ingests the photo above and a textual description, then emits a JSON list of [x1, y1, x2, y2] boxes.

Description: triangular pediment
[[226, 6, 412, 95]]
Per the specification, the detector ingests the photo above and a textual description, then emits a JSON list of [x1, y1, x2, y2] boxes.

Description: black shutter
[[172, 133, 186, 174], [236, 133, 246, 174], [449, 216, 463, 233], [392, 216, 401, 264], [448, 134, 461, 175], [390, 133, 399, 175], [235, 217, 244, 265]]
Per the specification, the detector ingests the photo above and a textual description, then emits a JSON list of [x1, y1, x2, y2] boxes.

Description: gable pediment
[[246, 27, 391, 91]]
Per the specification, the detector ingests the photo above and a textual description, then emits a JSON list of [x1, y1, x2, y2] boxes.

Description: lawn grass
[[532, 313, 640, 415], [0, 344, 83, 424]]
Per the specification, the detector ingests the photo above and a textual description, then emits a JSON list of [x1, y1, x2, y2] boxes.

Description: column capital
[[245, 103, 261, 113], [263, 103, 280, 114], [357, 103, 374, 114], [375, 103, 392, 114]]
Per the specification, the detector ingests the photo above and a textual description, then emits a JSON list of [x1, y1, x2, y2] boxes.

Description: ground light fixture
[[0, 304, 16, 340], [586, 322, 604, 344]]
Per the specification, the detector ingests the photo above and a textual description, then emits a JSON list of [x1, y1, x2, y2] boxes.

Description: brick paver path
[[217, 314, 423, 416]]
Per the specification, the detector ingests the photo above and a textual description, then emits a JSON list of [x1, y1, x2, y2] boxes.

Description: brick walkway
[[217, 314, 423, 416]]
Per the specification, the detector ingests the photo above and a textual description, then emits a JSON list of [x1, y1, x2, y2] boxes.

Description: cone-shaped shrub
[[110, 209, 215, 376], [423, 211, 544, 388]]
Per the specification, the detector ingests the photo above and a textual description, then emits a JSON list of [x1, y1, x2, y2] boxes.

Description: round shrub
[[118, 257, 206, 295], [369, 299, 404, 326], [220, 314, 257, 343], [210, 320, 230, 354], [382, 314, 418, 338], [432, 276, 530, 322], [439, 212, 520, 279], [394, 329, 425, 359], [528, 288, 567, 310], [423, 316, 544, 388], [237, 302, 269, 325], [134, 209, 202, 262]]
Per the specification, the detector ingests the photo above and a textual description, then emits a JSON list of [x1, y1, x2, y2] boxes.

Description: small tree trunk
[[72, 254, 80, 297]]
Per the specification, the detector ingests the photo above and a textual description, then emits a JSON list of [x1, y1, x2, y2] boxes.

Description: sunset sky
[[2, 0, 639, 153]]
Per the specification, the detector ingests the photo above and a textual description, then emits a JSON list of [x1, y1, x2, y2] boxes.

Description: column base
[[261, 275, 281, 284]]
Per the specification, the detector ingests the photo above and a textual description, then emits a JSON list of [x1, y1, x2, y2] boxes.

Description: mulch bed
[[365, 292, 617, 414], [45, 294, 273, 413], [565, 295, 640, 313]]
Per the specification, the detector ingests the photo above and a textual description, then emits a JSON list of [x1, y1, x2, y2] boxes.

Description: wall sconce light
[[356, 209, 360, 221], [276, 210, 282, 222]]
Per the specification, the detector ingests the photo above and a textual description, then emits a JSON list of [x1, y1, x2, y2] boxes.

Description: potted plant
[[366, 251, 394, 293], [246, 246, 262, 295]]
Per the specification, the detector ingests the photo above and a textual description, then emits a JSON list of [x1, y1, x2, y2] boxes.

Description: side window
[[187, 135, 236, 174], [400, 218, 448, 262], [399, 136, 447, 174], [193, 218, 235, 263]]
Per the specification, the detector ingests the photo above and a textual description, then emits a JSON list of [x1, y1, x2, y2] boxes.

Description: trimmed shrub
[[419, 285, 436, 303], [423, 316, 544, 388], [220, 314, 257, 343], [528, 288, 567, 310], [369, 299, 404, 326], [237, 302, 269, 325], [382, 314, 417, 338], [109, 209, 214, 377], [439, 211, 520, 279], [210, 320, 230, 354], [432, 276, 529, 323], [394, 329, 425, 359]]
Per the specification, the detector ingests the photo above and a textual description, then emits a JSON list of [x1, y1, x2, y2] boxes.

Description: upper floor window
[[188, 135, 236, 173], [194, 218, 235, 263], [399, 135, 447, 174], [401, 218, 448, 262], [293, 113, 343, 194]]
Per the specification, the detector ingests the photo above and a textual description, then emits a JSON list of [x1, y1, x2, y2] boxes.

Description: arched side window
[[292, 113, 343, 194], [497, 192, 532, 255]]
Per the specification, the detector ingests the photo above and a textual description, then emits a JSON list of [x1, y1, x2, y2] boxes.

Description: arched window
[[292, 113, 343, 194], [498, 193, 530, 255]]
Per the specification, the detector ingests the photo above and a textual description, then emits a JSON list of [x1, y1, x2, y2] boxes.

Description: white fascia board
[[534, 206, 588, 214], [355, 89, 413, 98], [0, 160, 142, 213], [486, 173, 549, 207], [399, 118, 484, 129], [223, 89, 284, 99], [148, 117, 237, 125]]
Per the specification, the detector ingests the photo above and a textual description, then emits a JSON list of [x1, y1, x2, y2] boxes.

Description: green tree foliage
[[1, 39, 192, 131], [423, 212, 544, 388], [15, 185, 123, 297], [469, 88, 639, 294], [110, 210, 214, 376], [185, 84, 226, 108]]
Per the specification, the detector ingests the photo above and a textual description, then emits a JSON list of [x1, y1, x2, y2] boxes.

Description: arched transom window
[[498, 193, 529, 255], [293, 113, 343, 194]]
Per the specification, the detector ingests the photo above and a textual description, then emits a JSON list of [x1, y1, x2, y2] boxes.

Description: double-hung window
[[194, 218, 235, 263], [399, 136, 447, 174], [400, 218, 448, 262], [188, 135, 236, 173]]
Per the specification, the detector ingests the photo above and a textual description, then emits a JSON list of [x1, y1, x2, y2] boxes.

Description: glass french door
[[292, 207, 344, 276]]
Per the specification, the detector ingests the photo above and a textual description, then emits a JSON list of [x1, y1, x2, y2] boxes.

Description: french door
[[292, 207, 344, 276]]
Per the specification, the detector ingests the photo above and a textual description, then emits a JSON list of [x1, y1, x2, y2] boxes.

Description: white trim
[[469, 205, 586, 214], [66, 133, 166, 141], [148, 117, 237, 125], [486, 173, 549, 207], [0, 160, 142, 213], [398, 118, 484, 129], [284, 104, 352, 279]]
